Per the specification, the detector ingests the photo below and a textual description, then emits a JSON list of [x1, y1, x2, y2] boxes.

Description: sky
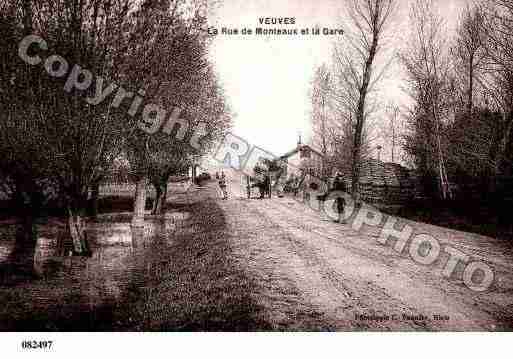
[[207, 0, 466, 160]]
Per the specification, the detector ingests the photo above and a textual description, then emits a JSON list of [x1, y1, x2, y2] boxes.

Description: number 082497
[[21, 340, 53, 350]]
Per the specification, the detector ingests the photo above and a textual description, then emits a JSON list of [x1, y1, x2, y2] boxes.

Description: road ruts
[[212, 176, 513, 331]]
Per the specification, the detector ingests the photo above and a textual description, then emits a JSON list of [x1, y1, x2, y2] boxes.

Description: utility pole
[[268, 167, 272, 198]]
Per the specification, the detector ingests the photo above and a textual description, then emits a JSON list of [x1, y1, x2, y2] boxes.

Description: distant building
[[278, 140, 418, 208], [279, 138, 325, 179]]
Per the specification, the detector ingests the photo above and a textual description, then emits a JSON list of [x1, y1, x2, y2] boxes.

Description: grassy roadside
[[114, 196, 272, 331]]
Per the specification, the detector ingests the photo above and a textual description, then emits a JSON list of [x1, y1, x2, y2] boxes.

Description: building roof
[[279, 144, 324, 160]]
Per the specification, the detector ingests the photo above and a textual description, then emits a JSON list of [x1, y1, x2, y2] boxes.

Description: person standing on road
[[275, 178, 284, 198], [258, 175, 268, 199], [332, 172, 347, 224], [246, 175, 251, 199], [316, 176, 329, 220], [265, 175, 271, 198], [219, 172, 228, 200]]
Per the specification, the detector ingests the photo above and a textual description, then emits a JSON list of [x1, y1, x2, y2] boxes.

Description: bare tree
[[147, 66, 231, 215], [309, 63, 332, 178], [382, 103, 401, 163], [481, 0, 513, 181], [453, 4, 488, 116], [309, 60, 372, 179], [0, 0, 134, 262], [400, 0, 454, 199], [121, 0, 230, 221], [335, 0, 397, 202]]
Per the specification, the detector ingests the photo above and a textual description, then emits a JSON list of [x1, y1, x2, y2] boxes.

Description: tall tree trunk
[[151, 180, 168, 215], [67, 196, 91, 256], [132, 177, 147, 227], [391, 126, 395, 163], [321, 92, 328, 179], [351, 28, 379, 203], [351, 142, 362, 203], [88, 180, 100, 218], [8, 213, 37, 275], [468, 61, 474, 117], [152, 183, 162, 215], [490, 111, 513, 194], [22, 0, 33, 34], [497, 112, 513, 174], [8, 180, 41, 274], [192, 165, 197, 184]]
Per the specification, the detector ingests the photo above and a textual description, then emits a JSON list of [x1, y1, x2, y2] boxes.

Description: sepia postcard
[[0, 0, 512, 356]]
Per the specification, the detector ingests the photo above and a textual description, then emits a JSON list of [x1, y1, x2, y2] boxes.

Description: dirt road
[[213, 176, 513, 330]]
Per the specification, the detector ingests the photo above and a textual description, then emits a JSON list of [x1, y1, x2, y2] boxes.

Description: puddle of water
[[0, 212, 190, 299]]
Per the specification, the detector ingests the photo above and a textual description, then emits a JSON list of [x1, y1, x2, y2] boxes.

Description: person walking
[[332, 172, 347, 224]]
